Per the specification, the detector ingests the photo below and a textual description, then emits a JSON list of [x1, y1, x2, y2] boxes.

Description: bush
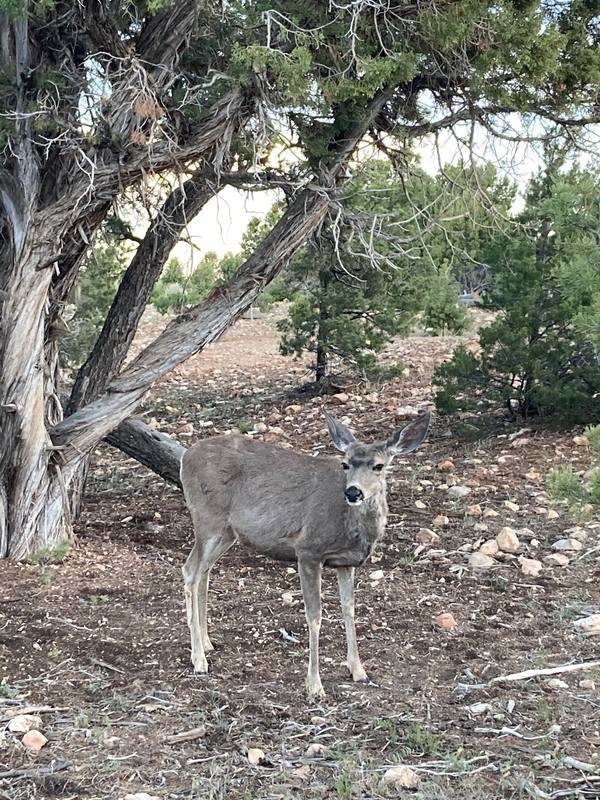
[[152, 255, 217, 314], [422, 265, 469, 335], [547, 466, 584, 503], [434, 161, 600, 422]]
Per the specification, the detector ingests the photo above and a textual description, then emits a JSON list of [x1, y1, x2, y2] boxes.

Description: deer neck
[[344, 487, 388, 549]]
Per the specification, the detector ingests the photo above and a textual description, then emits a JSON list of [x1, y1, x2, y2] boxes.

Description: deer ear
[[324, 410, 356, 453], [386, 412, 431, 456]]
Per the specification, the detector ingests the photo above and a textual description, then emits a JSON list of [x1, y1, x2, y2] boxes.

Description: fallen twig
[[0, 705, 69, 721], [489, 660, 600, 685], [0, 758, 70, 781], [474, 725, 558, 741], [165, 726, 206, 744], [563, 756, 598, 773]]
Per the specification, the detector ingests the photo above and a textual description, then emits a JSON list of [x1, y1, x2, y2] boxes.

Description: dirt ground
[[1, 312, 600, 800]]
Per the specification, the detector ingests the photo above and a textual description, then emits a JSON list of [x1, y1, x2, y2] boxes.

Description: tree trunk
[[315, 269, 330, 382]]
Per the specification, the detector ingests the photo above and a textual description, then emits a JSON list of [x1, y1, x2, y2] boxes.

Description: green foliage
[[0, 682, 19, 699], [435, 157, 600, 422], [30, 541, 71, 565], [587, 469, 600, 507], [547, 466, 584, 503], [585, 425, 600, 460], [61, 229, 127, 370], [422, 266, 469, 335], [152, 254, 217, 314]]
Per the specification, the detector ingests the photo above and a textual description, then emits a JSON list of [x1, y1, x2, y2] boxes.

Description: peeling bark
[[106, 419, 185, 487]]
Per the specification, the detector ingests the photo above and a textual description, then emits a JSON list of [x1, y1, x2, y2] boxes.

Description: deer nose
[[344, 486, 364, 504]]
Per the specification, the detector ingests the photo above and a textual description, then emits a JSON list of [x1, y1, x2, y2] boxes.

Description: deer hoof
[[203, 639, 215, 653], [306, 679, 326, 701]]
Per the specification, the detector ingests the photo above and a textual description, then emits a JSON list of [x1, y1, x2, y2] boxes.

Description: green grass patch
[[30, 541, 71, 565], [547, 466, 583, 503]]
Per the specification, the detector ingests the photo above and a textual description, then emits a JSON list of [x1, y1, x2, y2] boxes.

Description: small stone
[[573, 435, 589, 447], [547, 509, 560, 520], [435, 612, 458, 631], [268, 410, 282, 423], [448, 485, 471, 500], [416, 528, 440, 546], [433, 515, 450, 527], [305, 743, 327, 757], [292, 765, 311, 782], [496, 527, 520, 554], [552, 538, 583, 552], [330, 393, 349, 405], [546, 678, 568, 690], [504, 500, 520, 513], [285, 404, 302, 415], [365, 393, 379, 403], [253, 422, 268, 433], [468, 552, 496, 569], [123, 795, 160, 800], [544, 553, 570, 567], [396, 405, 419, 418], [437, 460, 455, 473], [369, 569, 384, 582], [466, 504, 483, 517], [7, 715, 42, 733], [414, 499, 426, 509], [519, 557, 543, 577], [579, 679, 596, 690], [525, 470, 541, 482], [22, 730, 47, 751], [177, 422, 194, 435], [247, 747, 267, 765], [573, 614, 600, 635], [483, 508, 499, 518], [467, 702, 493, 715], [480, 539, 499, 556], [566, 527, 588, 543], [310, 716, 329, 726], [473, 522, 489, 533], [382, 765, 420, 789], [281, 592, 294, 606]]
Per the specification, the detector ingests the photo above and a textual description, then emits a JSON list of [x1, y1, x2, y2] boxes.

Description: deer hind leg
[[336, 567, 368, 682], [298, 560, 325, 700], [183, 525, 234, 673]]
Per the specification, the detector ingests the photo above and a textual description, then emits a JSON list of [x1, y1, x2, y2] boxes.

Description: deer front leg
[[298, 560, 325, 700], [337, 567, 368, 682]]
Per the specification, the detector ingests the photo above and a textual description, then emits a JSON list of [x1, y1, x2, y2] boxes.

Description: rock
[[468, 552, 496, 569], [473, 522, 489, 533], [483, 508, 499, 518], [525, 470, 541, 482], [292, 765, 311, 782], [416, 528, 440, 546], [573, 435, 589, 447], [480, 539, 499, 556], [448, 485, 471, 500], [7, 714, 42, 733], [519, 557, 543, 577], [433, 515, 450, 527], [123, 795, 160, 800], [579, 679, 596, 690], [22, 730, 47, 751], [382, 765, 420, 789], [177, 422, 194, 435], [544, 553, 570, 567], [552, 538, 583, 552], [496, 527, 520, 554], [330, 393, 349, 405], [305, 743, 327, 757], [281, 592, 294, 606], [268, 410, 283, 423], [414, 499, 426, 509], [310, 716, 329, 726], [546, 678, 568, 690], [566, 527, 588, 543], [253, 422, 268, 433], [467, 702, 493, 715], [547, 509, 560, 520], [435, 612, 458, 631], [247, 747, 267, 765], [437, 460, 455, 473], [365, 393, 379, 403], [573, 614, 600, 635], [285, 404, 302, 415], [369, 569, 384, 582], [396, 406, 419, 418], [466, 504, 483, 517], [504, 500, 520, 513]]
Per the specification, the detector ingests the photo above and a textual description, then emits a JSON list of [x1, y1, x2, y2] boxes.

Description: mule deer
[[180, 410, 430, 699]]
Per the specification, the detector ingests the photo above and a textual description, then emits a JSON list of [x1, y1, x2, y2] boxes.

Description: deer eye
[[342, 462, 350, 470], [372, 464, 384, 472]]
